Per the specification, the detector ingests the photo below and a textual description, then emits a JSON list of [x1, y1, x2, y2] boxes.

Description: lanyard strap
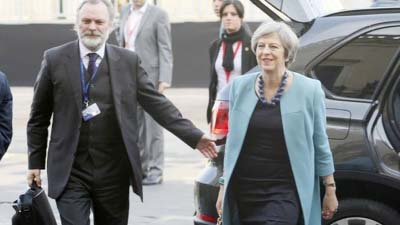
[[222, 41, 242, 82], [125, 12, 141, 48], [80, 61, 98, 107]]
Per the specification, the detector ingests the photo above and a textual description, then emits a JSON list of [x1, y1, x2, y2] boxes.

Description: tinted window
[[313, 26, 400, 99], [391, 66, 400, 127]]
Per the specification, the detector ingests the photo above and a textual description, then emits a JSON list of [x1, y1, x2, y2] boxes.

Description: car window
[[313, 26, 400, 100], [390, 65, 400, 126], [383, 64, 400, 152], [394, 88, 400, 127]]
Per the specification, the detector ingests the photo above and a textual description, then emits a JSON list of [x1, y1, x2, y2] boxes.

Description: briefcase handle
[[30, 180, 40, 189]]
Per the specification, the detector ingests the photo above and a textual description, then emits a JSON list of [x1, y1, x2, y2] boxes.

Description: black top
[[206, 32, 257, 123], [232, 101, 301, 224], [234, 101, 295, 181]]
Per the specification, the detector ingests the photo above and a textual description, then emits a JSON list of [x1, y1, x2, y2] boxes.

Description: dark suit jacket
[[207, 34, 257, 123], [0, 71, 12, 160], [27, 41, 203, 199]]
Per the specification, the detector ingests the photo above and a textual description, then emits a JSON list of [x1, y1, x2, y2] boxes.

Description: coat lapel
[[234, 74, 258, 115], [65, 41, 83, 113], [223, 74, 258, 225], [241, 38, 252, 73], [106, 45, 123, 120], [119, 5, 131, 46], [225, 74, 258, 177], [279, 73, 315, 224], [230, 78, 257, 159], [135, 5, 153, 39], [212, 39, 222, 68]]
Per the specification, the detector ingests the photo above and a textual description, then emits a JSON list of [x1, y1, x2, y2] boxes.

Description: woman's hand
[[216, 185, 224, 216], [322, 186, 338, 220]]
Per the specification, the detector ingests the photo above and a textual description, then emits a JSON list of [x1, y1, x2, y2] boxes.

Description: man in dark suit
[[26, 1, 217, 225], [0, 70, 12, 161]]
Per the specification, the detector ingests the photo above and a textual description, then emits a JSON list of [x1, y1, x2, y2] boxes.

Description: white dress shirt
[[124, 2, 148, 51], [215, 41, 242, 92], [79, 41, 105, 69]]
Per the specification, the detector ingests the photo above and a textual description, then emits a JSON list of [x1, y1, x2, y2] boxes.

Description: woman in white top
[[207, 0, 257, 123]]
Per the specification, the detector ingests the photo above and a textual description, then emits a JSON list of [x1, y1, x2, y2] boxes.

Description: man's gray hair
[[251, 21, 299, 66], [76, 0, 115, 22]]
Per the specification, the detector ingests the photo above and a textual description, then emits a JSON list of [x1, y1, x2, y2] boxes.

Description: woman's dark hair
[[219, 0, 244, 19]]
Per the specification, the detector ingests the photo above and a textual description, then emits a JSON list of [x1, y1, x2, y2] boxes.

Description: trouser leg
[[56, 178, 91, 225], [92, 182, 130, 225], [144, 111, 164, 175]]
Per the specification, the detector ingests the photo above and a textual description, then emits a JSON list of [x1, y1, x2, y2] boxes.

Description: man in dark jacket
[[0, 70, 12, 161], [26, 1, 217, 225]]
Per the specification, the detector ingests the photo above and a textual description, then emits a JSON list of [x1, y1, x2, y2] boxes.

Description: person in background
[[212, 0, 224, 17], [26, 1, 217, 225], [117, 0, 173, 185], [0, 70, 12, 161], [212, 0, 252, 38], [207, 0, 257, 123], [216, 21, 338, 225]]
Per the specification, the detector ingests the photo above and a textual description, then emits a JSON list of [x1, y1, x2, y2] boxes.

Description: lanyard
[[125, 12, 141, 48], [80, 61, 98, 108], [222, 41, 242, 82]]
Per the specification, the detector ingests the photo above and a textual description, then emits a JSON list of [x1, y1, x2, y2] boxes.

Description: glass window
[[391, 66, 400, 127], [313, 26, 400, 99]]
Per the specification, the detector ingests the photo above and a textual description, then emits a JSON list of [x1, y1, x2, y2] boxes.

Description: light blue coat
[[222, 72, 335, 225]]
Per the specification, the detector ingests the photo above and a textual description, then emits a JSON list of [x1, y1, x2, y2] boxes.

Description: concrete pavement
[[0, 87, 210, 225]]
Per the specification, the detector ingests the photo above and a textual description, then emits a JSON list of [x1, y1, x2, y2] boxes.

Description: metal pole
[[57, 0, 66, 19], [59, 0, 64, 14]]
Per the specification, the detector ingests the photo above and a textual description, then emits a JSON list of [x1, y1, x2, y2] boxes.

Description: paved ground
[[0, 87, 209, 225]]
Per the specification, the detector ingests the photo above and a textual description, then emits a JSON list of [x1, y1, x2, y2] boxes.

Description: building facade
[[0, 0, 267, 23]]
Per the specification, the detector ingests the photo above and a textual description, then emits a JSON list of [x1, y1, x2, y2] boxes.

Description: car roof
[[291, 9, 400, 73], [251, 0, 400, 23]]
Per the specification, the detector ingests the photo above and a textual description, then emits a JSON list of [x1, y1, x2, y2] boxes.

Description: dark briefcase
[[12, 182, 57, 225]]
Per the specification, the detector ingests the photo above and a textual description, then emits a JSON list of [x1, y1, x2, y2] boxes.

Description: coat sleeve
[[313, 80, 335, 176], [0, 73, 12, 160], [27, 52, 53, 169], [156, 9, 173, 85], [135, 56, 203, 149], [207, 39, 220, 123]]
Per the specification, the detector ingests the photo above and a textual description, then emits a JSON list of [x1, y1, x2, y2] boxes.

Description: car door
[[309, 25, 400, 173], [374, 26, 400, 179]]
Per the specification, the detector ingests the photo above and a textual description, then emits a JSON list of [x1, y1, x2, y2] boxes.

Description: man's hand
[[158, 82, 170, 94], [196, 135, 218, 158], [27, 169, 42, 187]]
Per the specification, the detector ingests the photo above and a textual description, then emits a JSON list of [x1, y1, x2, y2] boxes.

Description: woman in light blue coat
[[216, 21, 338, 225]]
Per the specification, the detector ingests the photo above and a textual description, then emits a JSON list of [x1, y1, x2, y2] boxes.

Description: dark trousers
[[56, 151, 131, 225]]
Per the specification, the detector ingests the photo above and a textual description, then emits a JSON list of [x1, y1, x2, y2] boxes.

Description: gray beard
[[80, 34, 108, 51]]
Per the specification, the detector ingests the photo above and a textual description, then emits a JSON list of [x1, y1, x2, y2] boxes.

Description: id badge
[[82, 103, 101, 121]]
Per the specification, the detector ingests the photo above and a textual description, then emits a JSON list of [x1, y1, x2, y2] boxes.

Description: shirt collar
[[131, 1, 148, 13], [79, 41, 106, 60]]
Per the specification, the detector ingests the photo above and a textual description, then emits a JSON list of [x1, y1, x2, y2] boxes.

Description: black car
[[194, 1, 400, 224]]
